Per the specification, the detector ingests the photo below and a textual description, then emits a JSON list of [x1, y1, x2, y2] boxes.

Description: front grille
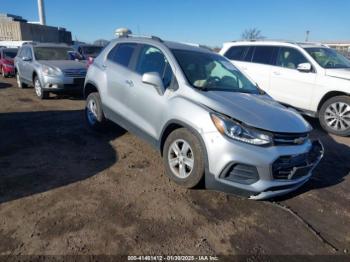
[[223, 164, 259, 185], [63, 69, 87, 78], [273, 132, 309, 146], [272, 140, 323, 180]]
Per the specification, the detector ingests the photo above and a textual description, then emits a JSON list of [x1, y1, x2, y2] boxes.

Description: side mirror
[[22, 56, 32, 62], [297, 62, 312, 72], [142, 72, 165, 95]]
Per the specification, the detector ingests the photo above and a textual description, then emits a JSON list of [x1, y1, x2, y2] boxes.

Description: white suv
[[220, 41, 350, 136]]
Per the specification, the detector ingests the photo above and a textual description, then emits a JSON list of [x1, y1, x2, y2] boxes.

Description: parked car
[[0, 47, 18, 77], [220, 41, 350, 136], [83, 32, 323, 200], [14, 43, 87, 99], [72, 44, 103, 60]]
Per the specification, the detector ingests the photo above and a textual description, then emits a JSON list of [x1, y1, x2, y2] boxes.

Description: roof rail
[[122, 34, 163, 42]]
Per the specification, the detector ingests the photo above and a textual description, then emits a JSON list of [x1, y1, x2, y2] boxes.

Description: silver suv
[[14, 43, 87, 99], [84, 33, 323, 200]]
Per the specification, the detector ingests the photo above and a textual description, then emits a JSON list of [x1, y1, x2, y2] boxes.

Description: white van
[[220, 41, 350, 136]]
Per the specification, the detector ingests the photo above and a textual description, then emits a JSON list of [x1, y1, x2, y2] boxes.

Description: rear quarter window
[[107, 43, 137, 67], [224, 46, 249, 61]]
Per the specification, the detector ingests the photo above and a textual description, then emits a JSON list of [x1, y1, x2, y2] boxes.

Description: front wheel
[[85, 92, 106, 130], [319, 95, 350, 136], [16, 72, 27, 88], [34, 76, 49, 99], [163, 128, 205, 188]]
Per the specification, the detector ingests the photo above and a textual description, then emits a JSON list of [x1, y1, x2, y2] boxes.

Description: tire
[[34, 76, 49, 99], [163, 128, 205, 188], [85, 92, 106, 130], [319, 95, 350, 137], [16, 71, 27, 89]]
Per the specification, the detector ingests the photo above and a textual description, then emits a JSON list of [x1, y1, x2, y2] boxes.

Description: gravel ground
[[0, 77, 349, 256]]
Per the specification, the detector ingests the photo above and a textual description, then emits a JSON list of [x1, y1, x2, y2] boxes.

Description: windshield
[[305, 47, 350, 69], [82, 46, 102, 55], [3, 49, 17, 59], [34, 47, 74, 60], [172, 49, 259, 94]]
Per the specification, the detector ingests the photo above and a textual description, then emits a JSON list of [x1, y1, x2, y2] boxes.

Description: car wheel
[[319, 95, 350, 137], [163, 128, 205, 188], [34, 76, 49, 99], [85, 92, 106, 130], [16, 72, 27, 88]]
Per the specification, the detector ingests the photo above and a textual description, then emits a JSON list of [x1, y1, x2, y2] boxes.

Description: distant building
[[0, 13, 72, 44], [322, 41, 350, 54]]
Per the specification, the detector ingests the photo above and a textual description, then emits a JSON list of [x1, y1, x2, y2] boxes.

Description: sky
[[1, 0, 349, 46]]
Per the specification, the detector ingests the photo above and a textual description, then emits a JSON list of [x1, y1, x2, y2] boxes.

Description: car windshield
[[305, 47, 350, 69], [34, 47, 74, 60], [172, 49, 259, 94], [82, 46, 102, 55], [3, 49, 17, 59]]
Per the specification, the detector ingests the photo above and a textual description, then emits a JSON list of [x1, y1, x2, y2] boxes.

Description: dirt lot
[[0, 76, 349, 256]]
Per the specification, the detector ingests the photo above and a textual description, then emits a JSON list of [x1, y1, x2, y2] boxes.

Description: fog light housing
[[222, 164, 259, 185]]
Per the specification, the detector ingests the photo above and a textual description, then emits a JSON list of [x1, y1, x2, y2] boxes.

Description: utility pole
[[37, 0, 46, 25], [305, 30, 310, 42]]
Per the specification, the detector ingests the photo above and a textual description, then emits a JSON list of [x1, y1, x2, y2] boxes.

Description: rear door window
[[251, 46, 277, 65], [107, 43, 137, 67], [224, 46, 249, 61]]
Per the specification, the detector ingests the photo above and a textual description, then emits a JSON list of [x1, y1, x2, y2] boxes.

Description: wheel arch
[[318, 91, 350, 112], [84, 80, 100, 99], [159, 120, 209, 171], [32, 71, 39, 85]]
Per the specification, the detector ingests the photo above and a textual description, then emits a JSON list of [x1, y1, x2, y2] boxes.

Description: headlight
[[210, 113, 272, 146], [42, 65, 62, 76]]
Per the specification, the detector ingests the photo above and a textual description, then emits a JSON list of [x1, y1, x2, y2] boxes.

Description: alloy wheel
[[34, 79, 42, 97], [168, 139, 194, 179], [324, 102, 350, 131], [87, 99, 98, 125]]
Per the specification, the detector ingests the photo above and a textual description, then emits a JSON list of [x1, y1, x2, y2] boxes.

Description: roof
[[23, 42, 71, 48], [111, 36, 213, 53], [224, 40, 327, 48]]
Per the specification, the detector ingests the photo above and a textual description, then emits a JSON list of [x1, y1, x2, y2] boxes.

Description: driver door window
[[136, 45, 173, 88], [276, 47, 308, 69]]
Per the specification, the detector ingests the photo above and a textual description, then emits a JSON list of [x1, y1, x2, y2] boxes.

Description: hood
[[194, 90, 311, 133], [39, 60, 87, 71], [325, 68, 350, 80]]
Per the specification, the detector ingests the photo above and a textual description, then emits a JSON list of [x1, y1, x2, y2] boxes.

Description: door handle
[[273, 71, 281, 76], [101, 64, 107, 70], [241, 66, 247, 70], [125, 80, 134, 87]]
